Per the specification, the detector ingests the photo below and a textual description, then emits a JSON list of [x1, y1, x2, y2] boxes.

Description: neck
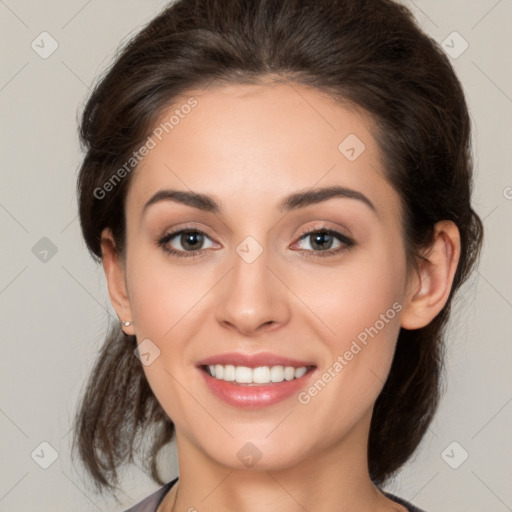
[[159, 409, 405, 512]]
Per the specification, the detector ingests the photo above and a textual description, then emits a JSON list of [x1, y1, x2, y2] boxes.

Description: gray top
[[122, 477, 426, 512], [122, 477, 178, 512]]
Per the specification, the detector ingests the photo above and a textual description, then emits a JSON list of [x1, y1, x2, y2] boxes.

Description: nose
[[214, 246, 291, 336]]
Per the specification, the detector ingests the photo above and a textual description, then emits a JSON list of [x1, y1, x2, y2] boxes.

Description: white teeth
[[270, 365, 284, 383], [284, 366, 295, 381], [294, 367, 307, 378], [253, 366, 270, 384], [223, 364, 236, 381], [205, 364, 310, 384], [235, 366, 253, 383]]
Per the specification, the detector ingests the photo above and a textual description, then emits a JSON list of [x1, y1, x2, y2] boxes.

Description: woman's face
[[119, 81, 412, 471]]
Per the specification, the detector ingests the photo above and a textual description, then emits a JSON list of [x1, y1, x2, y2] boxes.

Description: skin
[[100, 80, 461, 512]]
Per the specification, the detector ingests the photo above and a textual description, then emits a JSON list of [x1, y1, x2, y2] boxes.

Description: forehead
[[127, 81, 397, 218]]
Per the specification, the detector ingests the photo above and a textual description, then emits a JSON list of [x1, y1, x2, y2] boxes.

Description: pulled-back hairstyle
[[72, 0, 483, 495]]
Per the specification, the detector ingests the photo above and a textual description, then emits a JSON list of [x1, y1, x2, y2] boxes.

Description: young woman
[[72, 1, 483, 511]]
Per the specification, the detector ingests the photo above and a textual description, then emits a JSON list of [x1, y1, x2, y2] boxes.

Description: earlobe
[[400, 220, 461, 330], [100, 228, 134, 335]]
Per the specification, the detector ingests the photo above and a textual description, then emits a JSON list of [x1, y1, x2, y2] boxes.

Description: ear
[[400, 220, 461, 330], [100, 227, 135, 336]]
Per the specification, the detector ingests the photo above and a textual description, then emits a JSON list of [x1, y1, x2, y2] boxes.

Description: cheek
[[292, 238, 406, 403], [127, 251, 211, 340], [292, 265, 405, 436], [292, 241, 406, 347], [125, 252, 217, 405], [125, 255, 209, 427]]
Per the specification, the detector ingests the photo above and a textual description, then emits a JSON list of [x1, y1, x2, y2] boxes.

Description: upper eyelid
[[296, 225, 352, 239]]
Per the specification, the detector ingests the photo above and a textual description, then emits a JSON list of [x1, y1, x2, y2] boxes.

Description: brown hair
[[72, 0, 483, 495]]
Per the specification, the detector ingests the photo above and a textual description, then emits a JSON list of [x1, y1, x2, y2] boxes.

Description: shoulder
[[121, 477, 179, 512], [382, 490, 428, 512]]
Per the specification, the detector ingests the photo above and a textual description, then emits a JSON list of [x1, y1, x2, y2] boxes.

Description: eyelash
[[156, 226, 355, 259]]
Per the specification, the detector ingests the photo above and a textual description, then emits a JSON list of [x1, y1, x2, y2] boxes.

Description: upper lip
[[196, 351, 316, 369]]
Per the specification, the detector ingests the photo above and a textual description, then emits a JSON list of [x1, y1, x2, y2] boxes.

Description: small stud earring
[[123, 321, 132, 327]]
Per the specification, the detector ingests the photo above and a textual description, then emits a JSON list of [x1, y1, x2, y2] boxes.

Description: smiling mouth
[[201, 364, 316, 385]]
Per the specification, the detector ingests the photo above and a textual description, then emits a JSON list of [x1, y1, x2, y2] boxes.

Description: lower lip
[[198, 366, 316, 408]]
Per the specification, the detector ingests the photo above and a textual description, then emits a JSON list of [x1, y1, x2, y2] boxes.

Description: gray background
[[0, 1, 511, 510]]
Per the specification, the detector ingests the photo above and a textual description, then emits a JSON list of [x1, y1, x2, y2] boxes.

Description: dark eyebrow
[[142, 185, 376, 216], [278, 185, 377, 214], [142, 189, 220, 215]]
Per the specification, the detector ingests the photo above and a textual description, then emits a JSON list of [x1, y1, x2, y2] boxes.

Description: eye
[[292, 228, 355, 258], [157, 228, 216, 257], [157, 227, 354, 259]]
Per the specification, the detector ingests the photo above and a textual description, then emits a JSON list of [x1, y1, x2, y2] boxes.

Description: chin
[[197, 435, 311, 472]]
